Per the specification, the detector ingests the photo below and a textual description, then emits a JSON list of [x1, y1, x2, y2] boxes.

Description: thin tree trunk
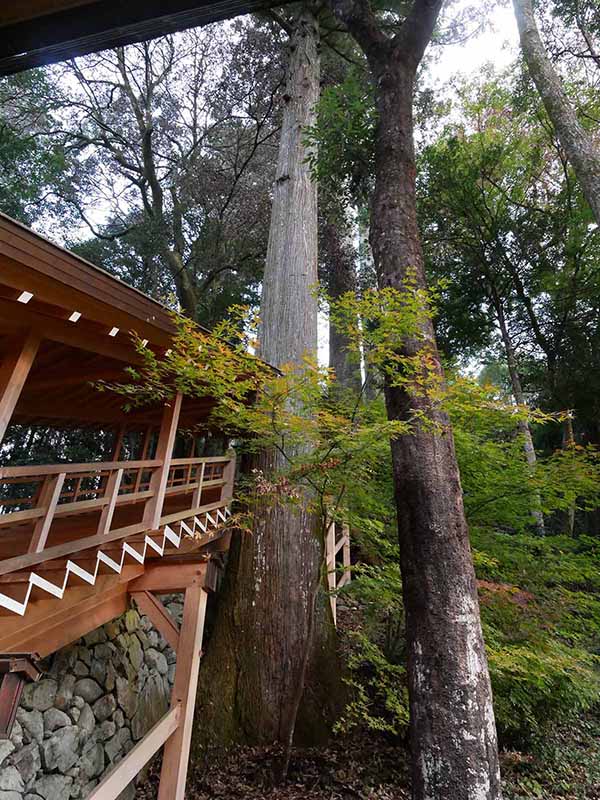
[[194, 6, 341, 759], [328, 2, 502, 797], [513, 0, 600, 225], [563, 415, 576, 536], [322, 213, 362, 393], [493, 291, 545, 535]]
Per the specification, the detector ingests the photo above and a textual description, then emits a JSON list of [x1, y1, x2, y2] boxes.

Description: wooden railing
[[325, 520, 351, 626], [0, 455, 234, 556]]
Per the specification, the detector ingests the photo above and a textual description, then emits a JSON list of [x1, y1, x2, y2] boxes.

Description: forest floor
[[139, 715, 600, 800]]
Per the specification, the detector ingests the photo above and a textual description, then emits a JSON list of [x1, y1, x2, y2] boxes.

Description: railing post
[[97, 468, 123, 535], [342, 522, 351, 586], [191, 461, 206, 509], [326, 518, 337, 625], [143, 393, 182, 530], [0, 332, 40, 447], [158, 582, 207, 800], [28, 472, 66, 554], [221, 448, 237, 502]]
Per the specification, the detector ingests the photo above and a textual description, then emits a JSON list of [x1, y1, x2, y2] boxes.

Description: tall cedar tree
[[325, 0, 502, 798], [513, 0, 600, 225], [194, 4, 341, 756]]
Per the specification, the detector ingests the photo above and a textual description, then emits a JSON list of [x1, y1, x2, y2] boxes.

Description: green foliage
[[304, 69, 375, 206]]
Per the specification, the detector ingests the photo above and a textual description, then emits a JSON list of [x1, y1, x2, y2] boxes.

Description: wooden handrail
[[87, 705, 181, 800], [0, 499, 230, 577], [0, 459, 161, 479], [169, 456, 230, 465]]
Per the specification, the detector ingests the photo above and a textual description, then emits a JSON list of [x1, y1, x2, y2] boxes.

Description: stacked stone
[[0, 597, 184, 800]]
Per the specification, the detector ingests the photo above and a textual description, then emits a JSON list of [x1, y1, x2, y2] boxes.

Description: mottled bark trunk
[[194, 7, 341, 758], [493, 293, 545, 536], [370, 60, 501, 800], [513, 0, 600, 225], [322, 215, 362, 393]]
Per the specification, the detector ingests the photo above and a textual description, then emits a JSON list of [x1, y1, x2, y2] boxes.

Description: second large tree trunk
[[193, 6, 341, 756], [370, 58, 502, 800], [513, 0, 600, 225]]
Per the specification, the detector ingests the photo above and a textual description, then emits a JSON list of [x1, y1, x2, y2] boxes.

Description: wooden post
[[111, 424, 126, 461], [28, 472, 66, 554], [326, 518, 337, 625], [191, 461, 206, 509], [134, 428, 152, 493], [97, 468, 123, 535], [342, 522, 351, 586], [0, 332, 40, 446], [158, 582, 207, 800], [221, 448, 237, 502], [143, 393, 182, 530]]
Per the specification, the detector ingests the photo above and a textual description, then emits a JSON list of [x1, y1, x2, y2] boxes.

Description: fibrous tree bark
[[326, 1, 502, 798], [513, 0, 600, 225], [194, 4, 341, 760]]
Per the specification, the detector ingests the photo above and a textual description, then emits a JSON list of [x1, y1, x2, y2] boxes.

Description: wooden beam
[[128, 563, 208, 593], [130, 591, 179, 651], [0, 331, 40, 445], [143, 393, 183, 529], [158, 583, 207, 800], [0, 570, 142, 655], [88, 705, 181, 800], [28, 472, 65, 553]]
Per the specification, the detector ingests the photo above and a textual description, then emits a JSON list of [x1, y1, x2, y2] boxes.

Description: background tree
[[322, 0, 503, 797]]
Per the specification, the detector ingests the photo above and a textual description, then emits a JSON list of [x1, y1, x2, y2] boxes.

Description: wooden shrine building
[[0, 212, 237, 799]]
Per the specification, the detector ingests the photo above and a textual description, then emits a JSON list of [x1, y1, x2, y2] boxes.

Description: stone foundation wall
[[0, 596, 184, 800]]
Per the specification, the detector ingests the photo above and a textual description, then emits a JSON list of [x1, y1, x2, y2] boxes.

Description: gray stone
[[71, 697, 84, 710], [12, 743, 41, 786], [33, 774, 73, 800], [103, 621, 121, 640], [80, 742, 104, 779], [21, 681, 57, 713], [25, 794, 44, 800], [55, 675, 76, 710], [16, 710, 43, 745], [167, 664, 176, 684], [9, 721, 23, 750], [0, 743, 14, 769], [115, 679, 137, 719], [0, 792, 23, 800], [113, 710, 124, 729], [131, 673, 169, 741], [77, 648, 91, 668], [104, 662, 117, 693], [166, 602, 183, 621], [93, 644, 112, 661], [40, 726, 79, 772], [103, 734, 122, 763], [145, 649, 168, 676], [73, 680, 102, 704], [98, 721, 116, 741], [43, 709, 70, 733], [68, 708, 80, 724], [138, 614, 152, 632], [0, 767, 24, 793], [73, 662, 89, 678], [83, 629, 107, 647], [92, 695, 116, 723], [77, 705, 95, 738], [123, 610, 140, 633], [80, 782, 97, 797], [89, 661, 105, 687]]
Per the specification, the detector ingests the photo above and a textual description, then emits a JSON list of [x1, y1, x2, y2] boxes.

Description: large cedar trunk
[[369, 54, 502, 800], [193, 6, 341, 755], [513, 0, 600, 225]]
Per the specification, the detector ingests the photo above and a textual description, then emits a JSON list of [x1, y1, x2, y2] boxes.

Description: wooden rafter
[[0, 331, 40, 445]]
